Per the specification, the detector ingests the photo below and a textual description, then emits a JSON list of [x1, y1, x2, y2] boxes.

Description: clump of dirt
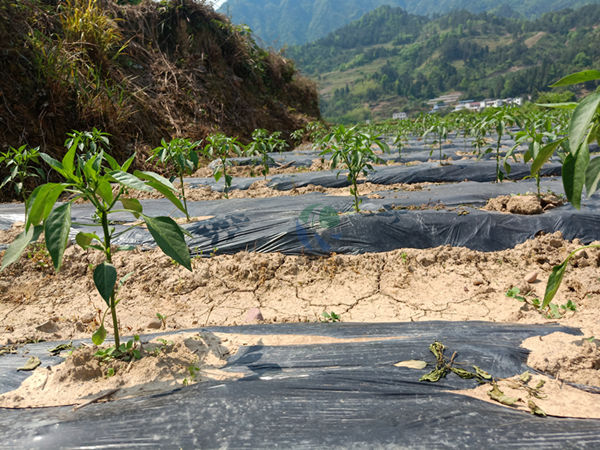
[[522, 332, 600, 387], [0, 332, 240, 408], [0, 0, 319, 201], [483, 193, 565, 214]]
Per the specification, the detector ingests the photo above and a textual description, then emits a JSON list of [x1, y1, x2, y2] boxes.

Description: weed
[[506, 288, 575, 319], [183, 365, 200, 385], [321, 311, 340, 322], [156, 313, 167, 328], [203, 134, 243, 198], [26, 242, 52, 269], [95, 335, 141, 363]]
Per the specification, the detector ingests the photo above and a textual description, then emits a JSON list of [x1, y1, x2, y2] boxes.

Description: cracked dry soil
[[1, 229, 600, 398]]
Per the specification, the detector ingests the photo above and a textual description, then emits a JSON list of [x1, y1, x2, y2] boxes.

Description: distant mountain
[[219, 0, 600, 46], [285, 5, 600, 122]]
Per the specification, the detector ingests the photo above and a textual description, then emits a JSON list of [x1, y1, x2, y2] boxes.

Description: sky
[[210, 0, 227, 8]]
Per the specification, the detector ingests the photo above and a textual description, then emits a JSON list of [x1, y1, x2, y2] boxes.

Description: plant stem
[[353, 178, 359, 212], [496, 138, 501, 183], [221, 157, 229, 199], [100, 210, 120, 348], [179, 172, 190, 221]]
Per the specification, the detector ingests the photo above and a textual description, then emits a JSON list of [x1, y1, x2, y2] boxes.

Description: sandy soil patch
[[120, 179, 436, 201], [455, 372, 600, 419], [0, 332, 406, 408]]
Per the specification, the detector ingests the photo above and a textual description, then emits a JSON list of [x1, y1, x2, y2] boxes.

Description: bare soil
[[1, 226, 599, 411]]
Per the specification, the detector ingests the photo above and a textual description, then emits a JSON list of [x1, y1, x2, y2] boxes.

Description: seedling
[[148, 137, 202, 221], [156, 312, 167, 328], [245, 129, 288, 178], [0, 144, 45, 213], [0, 130, 192, 351], [424, 120, 449, 165], [321, 311, 340, 322], [203, 134, 243, 198], [478, 107, 520, 182], [183, 365, 200, 385], [319, 125, 389, 212]]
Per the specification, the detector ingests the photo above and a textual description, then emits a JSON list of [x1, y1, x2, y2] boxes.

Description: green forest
[[220, 0, 600, 46], [286, 5, 600, 122]]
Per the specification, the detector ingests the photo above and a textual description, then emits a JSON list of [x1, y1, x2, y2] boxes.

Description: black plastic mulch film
[[1, 144, 600, 448], [1, 165, 598, 255], [1, 322, 599, 447]]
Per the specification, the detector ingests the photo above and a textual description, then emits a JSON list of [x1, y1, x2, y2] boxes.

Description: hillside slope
[[219, 0, 600, 46], [286, 5, 600, 122], [0, 0, 319, 175]]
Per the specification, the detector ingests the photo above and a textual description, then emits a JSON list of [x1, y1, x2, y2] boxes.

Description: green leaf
[[145, 181, 186, 215], [39, 153, 68, 178], [569, 93, 600, 155], [143, 216, 191, 271], [103, 153, 121, 171], [75, 232, 100, 250], [27, 183, 68, 228], [92, 325, 107, 345], [531, 140, 562, 175], [96, 179, 114, 205], [121, 153, 136, 172], [109, 170, 152, 192], [121, 198, 143, 216], [17, 356, 41, 371], [44, 202, 72, 271], [542, 260, 569, 309], [585, 157, 600, 197], [133, 170, 177, 191], [0, 225, 42, 271], [61, 145, 77, 179], [93, 262, 117, 306], [562, 143, 589, 209], [551, 70, 600, 87]]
